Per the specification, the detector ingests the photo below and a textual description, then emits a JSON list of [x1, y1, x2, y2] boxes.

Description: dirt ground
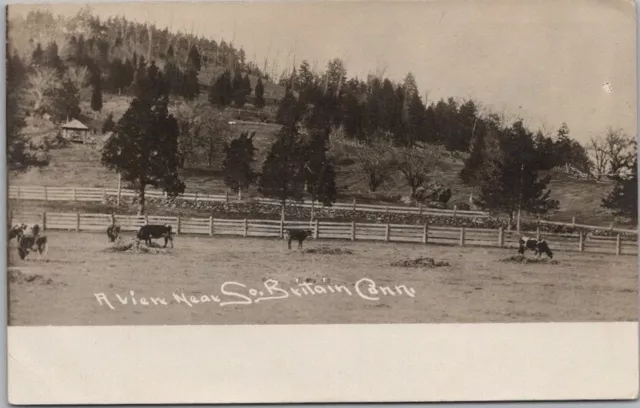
[[7, 231, 638, 326]]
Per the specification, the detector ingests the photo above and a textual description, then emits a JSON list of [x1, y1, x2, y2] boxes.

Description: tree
[[254, 77, 265, 108], [474, 120, 559, 223], [43, 42, 63, 73], [258, 126, 306, 204], [232, 69, 247, 107], [222, 131, 257, 194], [26, 66, 61, 114], [182, 68, 199, 100], [302, 130, 337, 208], [31, 43, 44, 65], [276, 86, 302, 128], [209, 70, 232, 108], [67, 65, 89, 95], [602, 142, 637, 222], [90, 66, 103, 115], [102, 113, 116, 133], [355, 137, 395, 192], [187, 45, 201, 72], [50, 78, 81, 123], [101, 71, 185, 214], [603, 128, 635, 178], [397, 147, 437, 199], [589, 135, 609, 180]]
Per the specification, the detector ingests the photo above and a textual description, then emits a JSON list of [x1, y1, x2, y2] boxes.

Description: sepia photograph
[[5, 0, 638, 403]]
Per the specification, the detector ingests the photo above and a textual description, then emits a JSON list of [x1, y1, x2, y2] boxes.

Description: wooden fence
[[9, 211, 638, 256], [8, 185, 490, 218]]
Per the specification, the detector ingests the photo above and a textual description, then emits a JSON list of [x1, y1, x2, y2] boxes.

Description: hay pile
[[390, 257, 450, 268], [106, 239, 169, 254], [302, 246, 353, 255], [500, 255, 559, 265], [8, 269, 56, 285]]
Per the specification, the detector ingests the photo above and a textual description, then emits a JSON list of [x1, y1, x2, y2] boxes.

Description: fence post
[[176, 216, 181, 235], [536, 226, 541, 241], [385, 224, 390, 242], [44, 186, 48, 201], [280, 219, 284, 239], [385, 204, 389, 214], [244, 218, 248, 237], [616, 234, 621, 255], [516, 209, 521, 233], [41, 212, 47, 231], [352, 198, 356, 211], [579, 232, 584, 252], [351, 221, 356, 241], [194, 192, 198, 203], [209, 216, 214, 236], [572, 216, 576, 227], [72, 187, 76, 202], [145, 215, 149, 225], [419, 202, 423, 216], [453, 205, 457, 217], [238, 190, 242, 201], [225, 190, 229, 203], [314, 219, 319, 239], [76, 213, 80, 232], [422, 223, 428, 244], [16, 186, 20, 204], [498, 227, 504, 247], [117, 173, 122, 206], [459, 227, 465, 246], [103, 188, 107, 202]]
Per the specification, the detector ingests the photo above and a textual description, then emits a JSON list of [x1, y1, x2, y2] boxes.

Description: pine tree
[[474, 120, 559, 223], [222, 131, 257, 193], [43, 42, 63, 73], [31, 43, 44, 66], [258, 127, 306, 204], [90, 66, 103, 114], [254, 77, 265, 108], [50, 78, 81, 123], [182, 68, 200, 100], [276, 87, 302, 129], [303, 130, 337, 207], [209, 70, 232, 108], [101, 68, 185, 215], [602, 141, 638, 221], [232, 69, 246, 107], [187, 45, 202, 72]]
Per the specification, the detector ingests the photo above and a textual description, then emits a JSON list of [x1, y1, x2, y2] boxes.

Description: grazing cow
[[285, 229, 313, 250], [137, 224, 174, 248], [518, 236, 554, 259], [8, 223, 27, 242], [106, 224, 121, 242], [17, 224, 48, 260]]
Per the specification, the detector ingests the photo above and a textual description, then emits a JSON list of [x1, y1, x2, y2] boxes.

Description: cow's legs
[[287, 237, 292, 250], [298, 239, 303, 249]]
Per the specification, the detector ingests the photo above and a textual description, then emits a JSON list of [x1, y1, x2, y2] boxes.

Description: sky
[[8, 0, 638, 144]]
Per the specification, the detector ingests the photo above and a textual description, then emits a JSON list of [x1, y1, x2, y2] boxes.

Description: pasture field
[[7, 231, 637, 326]]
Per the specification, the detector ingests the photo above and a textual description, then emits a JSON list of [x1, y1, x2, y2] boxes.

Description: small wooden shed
[[61, 119, 90, 144]]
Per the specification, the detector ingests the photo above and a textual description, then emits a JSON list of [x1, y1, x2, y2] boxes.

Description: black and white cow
[[8, 223, 28, 242], [518, 236, 553, 259], [285, 229, 313, 250], [17, 224, 48, 260], [137, 224, 174, 248]]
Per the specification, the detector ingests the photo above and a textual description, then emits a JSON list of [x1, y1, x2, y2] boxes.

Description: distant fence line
[[9, 210, 638, 256], [8, 185, 638, 235], [8, 185, 490, 218]]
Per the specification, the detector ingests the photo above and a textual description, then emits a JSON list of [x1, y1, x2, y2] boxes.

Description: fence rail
[[9, 211, 638, 256], [8, 185, 490, 218]]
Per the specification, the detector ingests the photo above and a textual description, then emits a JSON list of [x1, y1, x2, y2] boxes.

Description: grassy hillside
[[10, 92, 623, 227]]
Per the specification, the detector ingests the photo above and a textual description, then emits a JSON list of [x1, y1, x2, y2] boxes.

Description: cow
[[518, 236, 553, 259], [137, 224, 174, 248], [17, 224, 48, 261], [8, 223, 27, 242], [106, 224, 121, 243], [285, 229, 313, 250]]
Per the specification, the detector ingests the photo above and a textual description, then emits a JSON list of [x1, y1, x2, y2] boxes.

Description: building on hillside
[[61, 119, 90, 144]]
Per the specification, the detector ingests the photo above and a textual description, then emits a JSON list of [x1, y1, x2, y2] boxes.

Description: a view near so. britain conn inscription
[[5, 1, 637, 326]]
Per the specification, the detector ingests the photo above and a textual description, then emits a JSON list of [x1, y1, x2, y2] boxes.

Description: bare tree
[[604, 128, 635, 177], [355, 139, 394, 193], [396, 147, 437, 199], [589, 136, 609, 181], [27, 66, 60, 113], [66, 65, 89, 95]]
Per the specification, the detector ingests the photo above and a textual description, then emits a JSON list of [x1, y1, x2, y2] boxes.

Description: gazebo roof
[[61, 119, 89, 131]]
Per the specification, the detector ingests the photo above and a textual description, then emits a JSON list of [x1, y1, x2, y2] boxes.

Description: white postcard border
[[7, 322, 639, 405]]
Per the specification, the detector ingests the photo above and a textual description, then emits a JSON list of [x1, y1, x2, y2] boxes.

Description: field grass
[[8, 231, 637, 326]]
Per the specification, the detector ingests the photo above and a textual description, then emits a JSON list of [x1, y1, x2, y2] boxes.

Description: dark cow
[[106, 224, 121, 242], [285, 229, 313, 250], [17, 224, 48, 260], [8, 223, 27, 242], [518, 236, 553, 259], [137, 224, 174, 248]]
